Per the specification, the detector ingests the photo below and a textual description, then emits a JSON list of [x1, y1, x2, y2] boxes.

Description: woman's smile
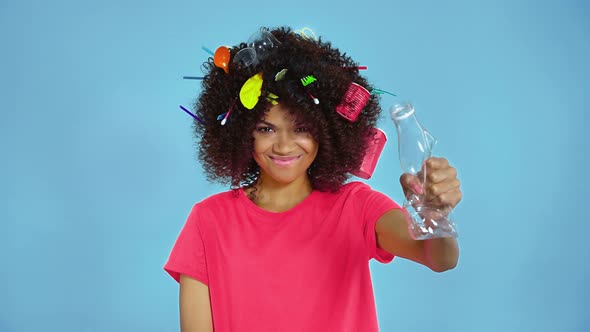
[[269, 155, 302, 167]]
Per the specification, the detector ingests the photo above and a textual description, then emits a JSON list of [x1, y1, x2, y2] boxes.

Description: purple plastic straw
[[179, 105, 205, 125]]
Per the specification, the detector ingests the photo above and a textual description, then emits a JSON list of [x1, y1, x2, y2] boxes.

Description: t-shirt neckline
[[238, 187, 321, 218]]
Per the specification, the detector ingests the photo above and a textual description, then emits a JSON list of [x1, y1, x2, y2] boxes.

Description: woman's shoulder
[[333, 181, 372, 195], [184, 189, 244, 228], [192, 188, 241, 211], [328, 181, 393, 204]]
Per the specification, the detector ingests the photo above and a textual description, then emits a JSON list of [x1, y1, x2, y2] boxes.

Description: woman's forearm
[[423, 237, 459, 272]]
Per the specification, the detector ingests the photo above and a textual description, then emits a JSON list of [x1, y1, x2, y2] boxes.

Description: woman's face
[[252, 104, 318, 186]]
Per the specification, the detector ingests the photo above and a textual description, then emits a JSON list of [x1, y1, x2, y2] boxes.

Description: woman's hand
[[399, 157, 462, 211]]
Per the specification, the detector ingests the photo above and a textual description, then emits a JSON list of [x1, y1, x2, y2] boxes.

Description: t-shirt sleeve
[[163, 204, 209, 285], [354, 184, 403, 264]]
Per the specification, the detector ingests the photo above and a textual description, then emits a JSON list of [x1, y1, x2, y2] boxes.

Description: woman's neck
[[246, 176, 313, 213]]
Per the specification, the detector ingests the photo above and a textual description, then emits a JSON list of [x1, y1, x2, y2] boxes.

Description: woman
[[164, 27, 462, 332]]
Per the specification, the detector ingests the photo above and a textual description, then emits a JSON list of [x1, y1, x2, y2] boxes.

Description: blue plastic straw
[[201, 46, 215, 56]]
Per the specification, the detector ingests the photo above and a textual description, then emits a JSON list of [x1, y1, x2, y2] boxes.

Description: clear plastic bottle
[[390, 103, 458, 240]]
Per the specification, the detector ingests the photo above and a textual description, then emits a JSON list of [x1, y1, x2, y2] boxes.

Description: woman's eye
[[295, 127, 309, 133], [256, 127, 273, 133]]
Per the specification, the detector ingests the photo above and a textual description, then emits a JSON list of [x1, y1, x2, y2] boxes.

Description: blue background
[[1, 0, 588, 331]]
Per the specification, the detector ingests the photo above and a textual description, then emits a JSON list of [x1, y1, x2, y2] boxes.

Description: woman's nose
[[273, 131, 296, 153]]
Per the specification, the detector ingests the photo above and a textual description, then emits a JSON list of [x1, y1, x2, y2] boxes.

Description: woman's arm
[[375, 209, 459, 272], [179, 274, 214, 332], [375, 157, 462, 272]]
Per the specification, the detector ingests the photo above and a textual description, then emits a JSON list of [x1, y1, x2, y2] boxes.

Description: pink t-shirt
[[164, 181, 402, 331]]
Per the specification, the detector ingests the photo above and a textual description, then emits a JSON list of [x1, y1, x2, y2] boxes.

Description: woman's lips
[[270, 155, 301, 166]]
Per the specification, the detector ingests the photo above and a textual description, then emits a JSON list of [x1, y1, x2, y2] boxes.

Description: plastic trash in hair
[[233, 29, 280, 68], [351, 128, 387, 179], [390, 103, 458, 240], [336, 83, 370, 122], [214, 46, 231, 74], [247, 29, 280, 61], [233, 47, 258, 67]]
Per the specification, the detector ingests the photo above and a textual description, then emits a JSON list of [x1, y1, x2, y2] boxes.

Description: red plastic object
[[351, 128, 387, 179], [335, 82, 370, 122]]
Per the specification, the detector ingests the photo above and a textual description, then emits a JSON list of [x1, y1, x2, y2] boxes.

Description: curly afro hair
[[191, 27, 383, 192]]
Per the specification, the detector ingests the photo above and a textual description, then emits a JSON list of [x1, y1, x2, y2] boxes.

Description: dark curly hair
[[191, 27, 383, 192]]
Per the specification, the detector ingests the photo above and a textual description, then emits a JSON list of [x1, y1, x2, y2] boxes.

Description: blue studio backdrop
[[1, 0, 588, 331]]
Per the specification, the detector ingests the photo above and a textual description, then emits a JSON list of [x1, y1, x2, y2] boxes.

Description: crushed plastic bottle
[[390, 103, 458, 240]]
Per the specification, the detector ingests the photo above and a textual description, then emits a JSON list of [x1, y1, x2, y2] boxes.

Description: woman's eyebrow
[[256, 120, 275, 127]]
